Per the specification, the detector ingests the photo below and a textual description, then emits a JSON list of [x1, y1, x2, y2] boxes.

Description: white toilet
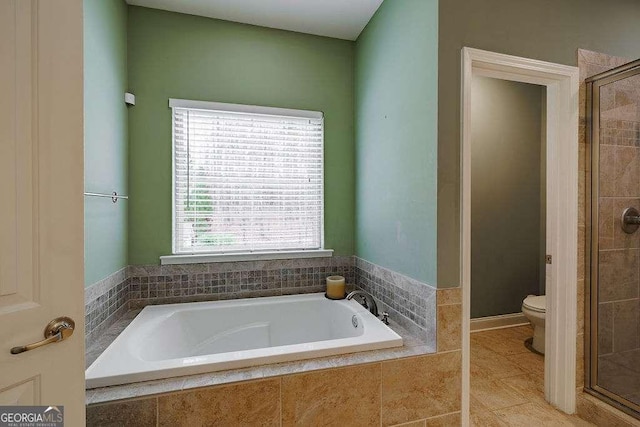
[[522, 295, 546, 354]]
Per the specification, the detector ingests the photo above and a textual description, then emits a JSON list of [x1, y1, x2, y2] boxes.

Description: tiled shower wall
[[85, 256, 437, 348]]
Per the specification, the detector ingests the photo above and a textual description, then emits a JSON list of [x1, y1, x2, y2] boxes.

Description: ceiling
[[125, 0, 384, 41]]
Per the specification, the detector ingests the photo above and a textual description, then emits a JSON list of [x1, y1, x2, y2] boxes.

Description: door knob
[[10, 317, 75, 354]]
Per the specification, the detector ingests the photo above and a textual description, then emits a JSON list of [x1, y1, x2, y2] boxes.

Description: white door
[[0, 0, 85, 424]]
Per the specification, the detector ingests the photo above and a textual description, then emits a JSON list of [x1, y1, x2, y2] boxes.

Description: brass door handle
[[10, 317, 75, 355]]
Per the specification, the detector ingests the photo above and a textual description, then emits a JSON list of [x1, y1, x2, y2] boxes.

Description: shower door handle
[[625, 216, 640, 224]]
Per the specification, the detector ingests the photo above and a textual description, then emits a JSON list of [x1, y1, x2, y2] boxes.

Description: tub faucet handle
[[380, 312, 389, 325], [358, 295, 369, 309], [346, 290, 379, 317]]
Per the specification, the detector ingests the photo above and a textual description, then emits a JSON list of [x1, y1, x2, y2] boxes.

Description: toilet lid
[[523, 295, 545, 313]]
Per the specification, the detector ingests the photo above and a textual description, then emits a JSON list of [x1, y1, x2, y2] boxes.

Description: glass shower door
[[589, 62, 640, 417]]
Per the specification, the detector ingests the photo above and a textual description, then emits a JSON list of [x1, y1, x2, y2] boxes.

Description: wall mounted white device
[[124, 92, 135, 106]]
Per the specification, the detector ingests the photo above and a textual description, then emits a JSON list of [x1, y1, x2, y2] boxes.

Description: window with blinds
[[170, 99, 324, 255]]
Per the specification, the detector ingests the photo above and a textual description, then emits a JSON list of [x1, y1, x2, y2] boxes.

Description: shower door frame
[[461, 47, 580, 422], [585, 59, 640, 418]]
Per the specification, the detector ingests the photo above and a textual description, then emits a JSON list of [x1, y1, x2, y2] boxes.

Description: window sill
[[159, 249, 334, 265]]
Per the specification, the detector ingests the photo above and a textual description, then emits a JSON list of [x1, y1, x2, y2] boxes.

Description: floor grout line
[[490, 401, 532, 414], [470, 325, 595, 426]]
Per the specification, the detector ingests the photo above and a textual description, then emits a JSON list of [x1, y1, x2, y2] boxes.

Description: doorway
[[461, 47, 579, 422], [470, 76, 546, 326], [468, 74, 552, 420]]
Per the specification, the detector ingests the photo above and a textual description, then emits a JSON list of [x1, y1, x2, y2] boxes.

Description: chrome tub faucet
[[346, 290, 389, 324]]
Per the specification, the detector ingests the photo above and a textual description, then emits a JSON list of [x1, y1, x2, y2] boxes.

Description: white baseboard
[[470, 312, 529, 332]]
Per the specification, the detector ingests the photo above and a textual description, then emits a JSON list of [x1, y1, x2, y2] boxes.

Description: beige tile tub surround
[[158, 379, 281, 426], [382, 351, 461, 425], [86, 399, 157, 427], [281, 364, 381, 426], [437, 288, 462, 352], [87, 354, 462, 426], [86, 288, 462, 426]]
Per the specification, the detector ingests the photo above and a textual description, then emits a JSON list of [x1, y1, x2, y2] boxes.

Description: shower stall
[[587, 58, 640, 418]]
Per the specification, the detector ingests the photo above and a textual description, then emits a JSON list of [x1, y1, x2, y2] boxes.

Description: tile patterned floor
[[470, 325, 595, 426]]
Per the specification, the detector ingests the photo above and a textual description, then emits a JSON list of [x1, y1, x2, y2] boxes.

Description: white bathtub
[[85, 293, 402, 388]]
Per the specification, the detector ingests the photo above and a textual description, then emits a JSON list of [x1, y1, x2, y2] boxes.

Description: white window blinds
[[170, 99, 324, 255]]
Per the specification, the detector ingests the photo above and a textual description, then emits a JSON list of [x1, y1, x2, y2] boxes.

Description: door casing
[[460, 47, 579, 424]]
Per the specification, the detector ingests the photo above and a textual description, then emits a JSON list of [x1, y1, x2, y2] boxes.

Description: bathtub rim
[[85, 293, 434, 405], [85, 293, 402, 389]]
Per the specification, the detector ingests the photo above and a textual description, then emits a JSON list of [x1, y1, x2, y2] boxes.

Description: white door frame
[[460, 47, 579, 422]]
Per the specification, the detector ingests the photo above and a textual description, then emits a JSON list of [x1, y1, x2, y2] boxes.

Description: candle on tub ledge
[[325, 275, 346, 300]]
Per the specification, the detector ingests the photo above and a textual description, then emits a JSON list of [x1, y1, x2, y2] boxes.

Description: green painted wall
[[127, 7, 355, 265], [355, 0, 438, 285], [84, 0, 128, 286], [438, 0, 640, 288]]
